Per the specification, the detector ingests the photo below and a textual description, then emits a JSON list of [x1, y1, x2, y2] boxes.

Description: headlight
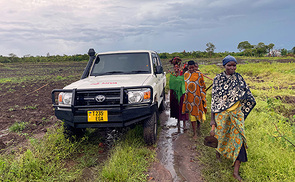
[[58, 92, 72, 105], [127, 88, 151, 104]]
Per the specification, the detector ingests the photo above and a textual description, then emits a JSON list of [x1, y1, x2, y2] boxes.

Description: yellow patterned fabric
[[182, 71, 207, 121], [226, 101, 240, 112], [214, 103, 247, 163]]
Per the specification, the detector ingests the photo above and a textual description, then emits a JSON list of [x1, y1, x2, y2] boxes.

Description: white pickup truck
[[52, 49, 166, 145]]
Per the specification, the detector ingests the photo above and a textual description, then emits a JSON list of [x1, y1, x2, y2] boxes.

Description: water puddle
[[158, 108, 187, 181]]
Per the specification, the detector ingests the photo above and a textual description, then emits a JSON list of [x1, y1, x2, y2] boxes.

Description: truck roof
[[96, 50, 156, 55]]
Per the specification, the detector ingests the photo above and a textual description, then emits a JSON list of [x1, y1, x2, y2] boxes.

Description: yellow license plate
[[87, 110, 108, 122]]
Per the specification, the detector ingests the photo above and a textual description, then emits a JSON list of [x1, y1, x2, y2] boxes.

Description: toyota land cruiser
[[52, 49, 166, 145]]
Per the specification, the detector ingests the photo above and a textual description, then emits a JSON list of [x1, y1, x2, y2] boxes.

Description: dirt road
[[148, 108, 204, 182]]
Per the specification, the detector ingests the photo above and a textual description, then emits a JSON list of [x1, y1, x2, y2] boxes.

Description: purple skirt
[[170, 90, 189, 121]]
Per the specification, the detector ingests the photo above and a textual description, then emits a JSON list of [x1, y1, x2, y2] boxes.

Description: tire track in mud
[[148, 99, 204, 182]]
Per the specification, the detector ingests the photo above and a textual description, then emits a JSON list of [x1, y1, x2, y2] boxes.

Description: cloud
[[0, 0, 294, 56]]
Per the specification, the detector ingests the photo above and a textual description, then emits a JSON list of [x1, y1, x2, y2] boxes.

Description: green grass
[[97, 126, 155, 181], [1, 124, 155, 182], [237, 56, 295, 61], [1, 125, 83, 181], [8, 122, 28, 132]]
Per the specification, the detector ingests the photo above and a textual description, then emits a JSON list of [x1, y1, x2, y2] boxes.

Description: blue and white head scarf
[[223, 55, 237, 66]]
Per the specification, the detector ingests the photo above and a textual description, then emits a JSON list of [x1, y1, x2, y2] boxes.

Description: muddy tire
[[159, 90, 166, 112], [143, 111, 158, 145], [63, 123, 85, 141]]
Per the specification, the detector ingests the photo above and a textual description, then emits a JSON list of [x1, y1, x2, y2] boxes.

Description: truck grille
[[75, 89, 126, 106]]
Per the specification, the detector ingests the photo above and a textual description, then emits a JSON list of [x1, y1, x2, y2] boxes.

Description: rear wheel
[[143, 111, 158, 145]]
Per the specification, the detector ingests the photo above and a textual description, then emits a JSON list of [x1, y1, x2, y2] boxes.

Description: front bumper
[[52, 86, 156, 128]]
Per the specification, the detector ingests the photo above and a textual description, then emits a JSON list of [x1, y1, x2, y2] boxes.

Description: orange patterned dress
[[182, 71, 207, 121]]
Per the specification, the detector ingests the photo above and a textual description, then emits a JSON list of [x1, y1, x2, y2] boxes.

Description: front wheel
[[63, 123, 85, 141], [159, 90, 166, 112], [143, 111, 158, 145]]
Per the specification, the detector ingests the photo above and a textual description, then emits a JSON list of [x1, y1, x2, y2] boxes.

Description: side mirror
[[155, 66, 163, 74]]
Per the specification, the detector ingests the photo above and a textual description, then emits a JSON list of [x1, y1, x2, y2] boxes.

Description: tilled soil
[[0, 81, 68, 152], [0, 62, 85, 152]]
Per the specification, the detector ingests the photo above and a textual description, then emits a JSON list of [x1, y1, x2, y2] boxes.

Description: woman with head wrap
[[182, 60, 207, 139], [210, 55, 256, 181], [169, 57, 189, 130]]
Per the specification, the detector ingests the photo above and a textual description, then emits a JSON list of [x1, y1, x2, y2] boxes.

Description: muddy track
[[147, 107, 204, 181]]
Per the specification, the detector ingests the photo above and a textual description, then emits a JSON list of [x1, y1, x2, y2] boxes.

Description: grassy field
[[0, 59, 295, 181], [196, 61, 295, 182]]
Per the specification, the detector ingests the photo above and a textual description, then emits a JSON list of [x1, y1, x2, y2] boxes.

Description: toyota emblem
[[95, 95, 106, 102]]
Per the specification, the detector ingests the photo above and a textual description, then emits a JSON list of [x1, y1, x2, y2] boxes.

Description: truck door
[[152, 53, 165, 104]]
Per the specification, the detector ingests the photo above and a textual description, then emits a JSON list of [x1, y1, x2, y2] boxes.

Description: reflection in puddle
[[158, 108, 186, 182]]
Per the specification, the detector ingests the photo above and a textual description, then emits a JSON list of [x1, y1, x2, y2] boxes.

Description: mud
[[147, 97, 204, 182]]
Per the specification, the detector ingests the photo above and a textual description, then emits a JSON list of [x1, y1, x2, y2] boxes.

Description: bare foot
[[233, 173, 242, 181], [193, 134, 197, 140]]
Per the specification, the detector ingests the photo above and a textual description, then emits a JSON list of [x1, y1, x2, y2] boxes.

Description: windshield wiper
[[128, 70, 149, 74], [91, 71, 125, 76], [103, 71, 125, 75]]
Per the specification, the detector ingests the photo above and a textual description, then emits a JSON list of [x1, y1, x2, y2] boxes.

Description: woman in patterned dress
[[169, 57, 189, 130], [210, 55, 256, 181], [182, 60, 207, 139]]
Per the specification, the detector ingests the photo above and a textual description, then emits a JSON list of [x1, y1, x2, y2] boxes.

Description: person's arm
[[210, 112, 216, 136]]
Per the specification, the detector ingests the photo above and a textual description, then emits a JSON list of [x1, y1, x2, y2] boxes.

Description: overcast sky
[[1, 0, 294, 57]]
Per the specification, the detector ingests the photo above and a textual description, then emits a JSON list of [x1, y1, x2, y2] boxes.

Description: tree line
[[159, 42, 295, 60], [1, 42, 295, 63], [0, 54, 89, 63]]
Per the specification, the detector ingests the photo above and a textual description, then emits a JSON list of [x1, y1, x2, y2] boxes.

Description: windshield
[[90, 53, 151, 76]]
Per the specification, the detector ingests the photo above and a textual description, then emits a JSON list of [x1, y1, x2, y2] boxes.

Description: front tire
[[63, 123, 85, 141], [143, 111, 158, 145], [159, 90, 166, 112]]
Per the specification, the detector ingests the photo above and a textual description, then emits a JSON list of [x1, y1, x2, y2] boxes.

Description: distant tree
[[8, 53, 18, 62], [266, 43, 275, 54], [292, 47, 295, 54], [244, 49, 253, 57], [206, 42, 216, 58], [237, 41, 253, 51], [23, 54, 31, 58], [9, 53, 17, 58], [159, 52, 169, 59], [281, 48, 288, 56], [254, 42, 267, 57], [192, 51, 206, 58]]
